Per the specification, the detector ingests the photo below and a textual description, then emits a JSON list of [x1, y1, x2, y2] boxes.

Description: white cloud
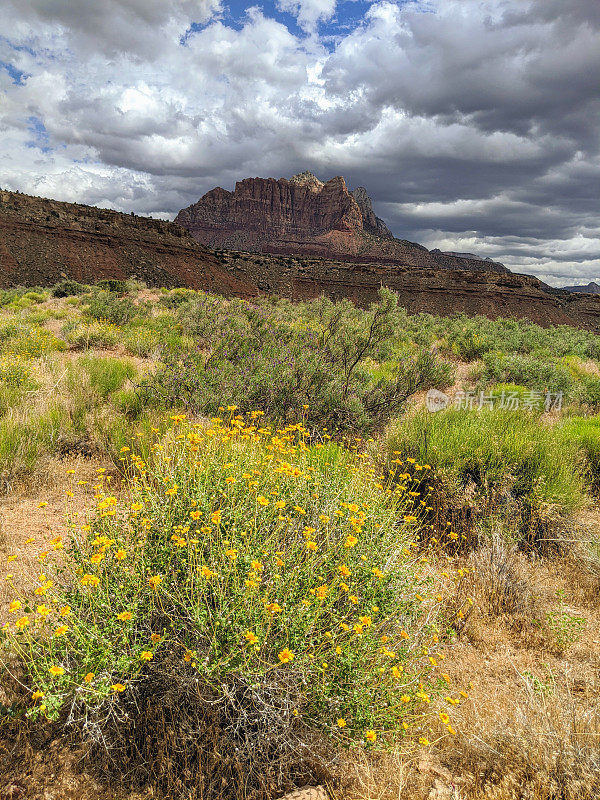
[[276, 0, 337, 33]]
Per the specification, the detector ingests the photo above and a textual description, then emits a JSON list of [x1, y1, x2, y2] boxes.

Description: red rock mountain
[[3, 187, 600, 333], [0, 189, 255, 295], [175, 172, 509, 273]]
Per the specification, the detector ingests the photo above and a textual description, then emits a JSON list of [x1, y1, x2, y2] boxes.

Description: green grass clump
[[0, 405, 70, 488], [559, 416, 600, 493], [80, 355, 136, 398], [65, 320, 120, 349], [1, 414, 458, 793], [386, 408, 586, 543], [481, 351, 574, 397]]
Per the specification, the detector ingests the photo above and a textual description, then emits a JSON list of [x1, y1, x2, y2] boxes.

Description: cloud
[[0, 0, 598, 285], [276, 0, 338, 33]]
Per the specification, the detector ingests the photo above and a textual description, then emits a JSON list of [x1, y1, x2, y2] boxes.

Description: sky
[[0, 0, 598, 286]]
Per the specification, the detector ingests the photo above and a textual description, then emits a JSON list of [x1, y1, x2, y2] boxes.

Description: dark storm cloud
[[0, 0, 598, 284]]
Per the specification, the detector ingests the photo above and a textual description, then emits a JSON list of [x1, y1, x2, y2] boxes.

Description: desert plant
[[144, 290, 452, 432], [385, 408, 587, 549], [52, 279, 87, 298], [65, 320, 120, 349], [86, 290, 138, 326], [80, 355, 136, 398], [1, 414, 458, 798]]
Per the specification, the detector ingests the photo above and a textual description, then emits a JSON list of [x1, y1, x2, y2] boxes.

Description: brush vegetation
[[1, 281, 600, 799]]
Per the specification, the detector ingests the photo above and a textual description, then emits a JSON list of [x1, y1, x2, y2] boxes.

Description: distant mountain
[[3, 188, 600, 333], [561, 281, 600, 294], [176, 173, 509, 274]]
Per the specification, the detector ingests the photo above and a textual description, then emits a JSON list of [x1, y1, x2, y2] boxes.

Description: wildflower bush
[[0, 354, 36, 388], [1, 414, 460, 798]]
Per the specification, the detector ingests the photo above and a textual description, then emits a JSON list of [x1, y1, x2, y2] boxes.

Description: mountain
[[560, 281, 600, 294], [3, 187, 600, 333], [0, 189, 255, 295], [175, 173, 509, 274]]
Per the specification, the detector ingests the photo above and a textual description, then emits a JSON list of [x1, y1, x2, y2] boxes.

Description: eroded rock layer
[[2, 189, 600, 333], [213, 250, 600, 332], [0, 190, 256, 296], [176, 173, 509, 273]]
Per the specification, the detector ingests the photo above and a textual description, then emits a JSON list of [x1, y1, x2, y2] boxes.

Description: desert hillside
[[2, 189, 600, 332], [0, 281, 599, 800]]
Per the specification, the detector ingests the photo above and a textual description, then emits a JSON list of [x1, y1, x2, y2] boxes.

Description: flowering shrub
[[143, 289, 452, 433], [0, 354, 36, 388], [1, 413, 462, 796], [65, 320, 121, 349]]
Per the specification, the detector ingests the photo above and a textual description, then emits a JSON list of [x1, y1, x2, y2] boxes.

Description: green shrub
[[0, 355, 36, 389], [3, 326, 67, 357], [113, 388, 144, 419], [65, 320, 120, 349], [144, 290, 453, 433], [159, 287, 197, 308], [481, 351, 573, 396], [22, 291, 47, 304], [95, 279, 128, 294], [86, 290, 138, 326], [122, 325, 161, 357], [1, 416, 458, 798], [52, 280, 87, 298]]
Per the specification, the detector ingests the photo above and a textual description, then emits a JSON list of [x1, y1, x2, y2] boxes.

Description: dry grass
[[0, 457, 117, 615]]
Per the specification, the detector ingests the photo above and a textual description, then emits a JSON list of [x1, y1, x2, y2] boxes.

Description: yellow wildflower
[[278, 648, 294, 663]]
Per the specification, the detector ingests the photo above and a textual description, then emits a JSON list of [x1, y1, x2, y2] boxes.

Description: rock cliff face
[[0, 190, 256, 295], [176, 173, 508, 273]]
